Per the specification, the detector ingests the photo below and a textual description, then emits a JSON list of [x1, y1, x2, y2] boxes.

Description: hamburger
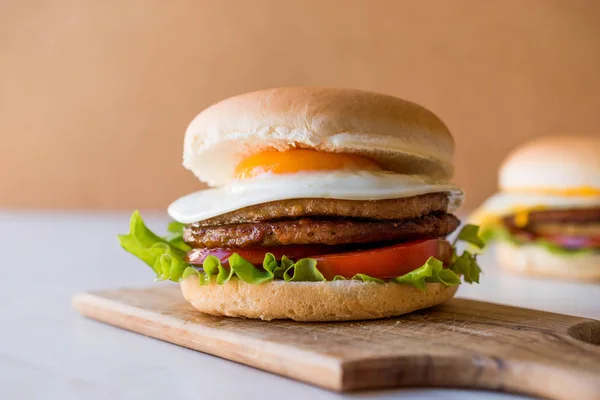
[[119, 87, 482, 321], [470, 136, 600, 281]]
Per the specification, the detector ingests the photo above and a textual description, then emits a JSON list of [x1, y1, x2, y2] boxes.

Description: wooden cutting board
[[72, 286, 600, 399]]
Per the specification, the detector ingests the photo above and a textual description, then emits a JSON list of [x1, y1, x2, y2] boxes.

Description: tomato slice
[[186, 239, 453, 280], [186, 244, 344, 265], [312, 239, 453, 280]]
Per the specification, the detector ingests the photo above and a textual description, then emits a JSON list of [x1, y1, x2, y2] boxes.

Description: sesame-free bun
[[496, 241, 600, 282], [184, 87, 455, 186], [499, 136, 600, 192], [180, 275, 458, 321]]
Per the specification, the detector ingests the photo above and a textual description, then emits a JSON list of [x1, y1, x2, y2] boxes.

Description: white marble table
[[1, 211, 598, 400]]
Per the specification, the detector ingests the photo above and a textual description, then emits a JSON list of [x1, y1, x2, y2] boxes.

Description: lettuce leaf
[[447, 224, 483, 284], [179, 254, 468, 290], [330, 274, 385, 283], [165, 236, 191, 253], [352, 274, 385, 283], [167, 221, 186, 234], [264, 253, 291, 279], [454, 224, 485, 249], [393, 257, 461, 289], [283, 258, 325, 282], [450, 250, 480, 284], [163, 220, 191, 252], [182, 266, 208, 285], [117, 211, 189, 281], [480, 224, 518, 246], [179, 254, 325, 285], [229, 253, 274, 283], [120, 212, 484, 289]]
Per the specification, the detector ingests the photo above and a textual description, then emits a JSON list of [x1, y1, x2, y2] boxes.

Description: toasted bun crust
[[496, 242, 600, 282], [184, 87, 455, 186], [180, 276, 458, 321], [499, 136, 600, 191]]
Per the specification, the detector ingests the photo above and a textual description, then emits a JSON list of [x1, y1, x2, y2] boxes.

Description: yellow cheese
[[513, 210, 529, 227], [469, 205, 549, 230]]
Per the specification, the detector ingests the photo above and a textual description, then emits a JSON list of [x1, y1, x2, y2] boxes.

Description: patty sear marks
[[195, 193, 450, 226], [184, 212, 460, 248]]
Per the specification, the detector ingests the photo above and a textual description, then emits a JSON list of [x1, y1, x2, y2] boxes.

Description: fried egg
[[168, 171, 464, 224]]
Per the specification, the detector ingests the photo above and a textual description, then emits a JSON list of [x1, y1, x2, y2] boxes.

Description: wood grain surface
[[72, 286, 600, 399]]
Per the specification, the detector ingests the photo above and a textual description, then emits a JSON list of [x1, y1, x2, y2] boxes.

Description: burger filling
[[495, 208, 600, 254], [119, 149, 481, 289], [119, 195, 482, 288]]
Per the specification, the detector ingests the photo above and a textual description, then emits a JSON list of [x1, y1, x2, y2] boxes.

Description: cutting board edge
[[71, 287, 600, 398], [72, 291, 345, 391]]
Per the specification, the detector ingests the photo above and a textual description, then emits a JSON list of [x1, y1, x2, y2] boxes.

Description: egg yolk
[[234, 150, 382, 179]]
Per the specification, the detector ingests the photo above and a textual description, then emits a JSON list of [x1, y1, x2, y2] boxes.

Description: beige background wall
[[1, 0, 599, 211]]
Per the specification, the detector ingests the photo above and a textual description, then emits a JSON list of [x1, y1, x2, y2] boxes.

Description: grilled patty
[[503, 208, 600, 236], [183, 212, 460, 248], [194, 193, 449, 226]]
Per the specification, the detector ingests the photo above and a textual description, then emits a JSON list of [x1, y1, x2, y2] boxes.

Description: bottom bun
[[496, 241, 600, 282], [180, 276, 458, 321]]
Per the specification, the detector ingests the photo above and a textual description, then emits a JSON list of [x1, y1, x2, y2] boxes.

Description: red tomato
[[186, 244, 343, 265], [312, 239, 453, 280], [186, 239, 453, 280]]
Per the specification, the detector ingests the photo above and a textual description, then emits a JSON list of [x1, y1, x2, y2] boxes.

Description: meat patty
[[504, 208, 600, 226], [523, 222, 600, 237], [503, 208, 600, 236], [183, 212, 460, 248], [195, 193, 449, 226]]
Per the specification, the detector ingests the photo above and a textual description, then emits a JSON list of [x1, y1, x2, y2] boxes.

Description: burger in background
[[471, 136, 600, 281], [119, 87, 483, 321]]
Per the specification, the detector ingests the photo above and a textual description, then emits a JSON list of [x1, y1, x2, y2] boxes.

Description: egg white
[[168, 171, 465, 224]]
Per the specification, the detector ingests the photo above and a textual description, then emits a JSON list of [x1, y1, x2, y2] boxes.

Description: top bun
[[499, 136, 600, 191], [183, 87, 455, 186]]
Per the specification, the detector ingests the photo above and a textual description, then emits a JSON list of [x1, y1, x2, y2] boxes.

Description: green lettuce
[[283, 258, 325, 282], [394, 257, 461, 289], [117, 211, 189, 281], [119, 212, 483, 289], [329, 274, 385, 283], [454, 223, 485, 249], [167, 221, 186, 234], [448, 224, 483, 284], [163, 220, 191, 252], [450, 250, 481, 284]]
